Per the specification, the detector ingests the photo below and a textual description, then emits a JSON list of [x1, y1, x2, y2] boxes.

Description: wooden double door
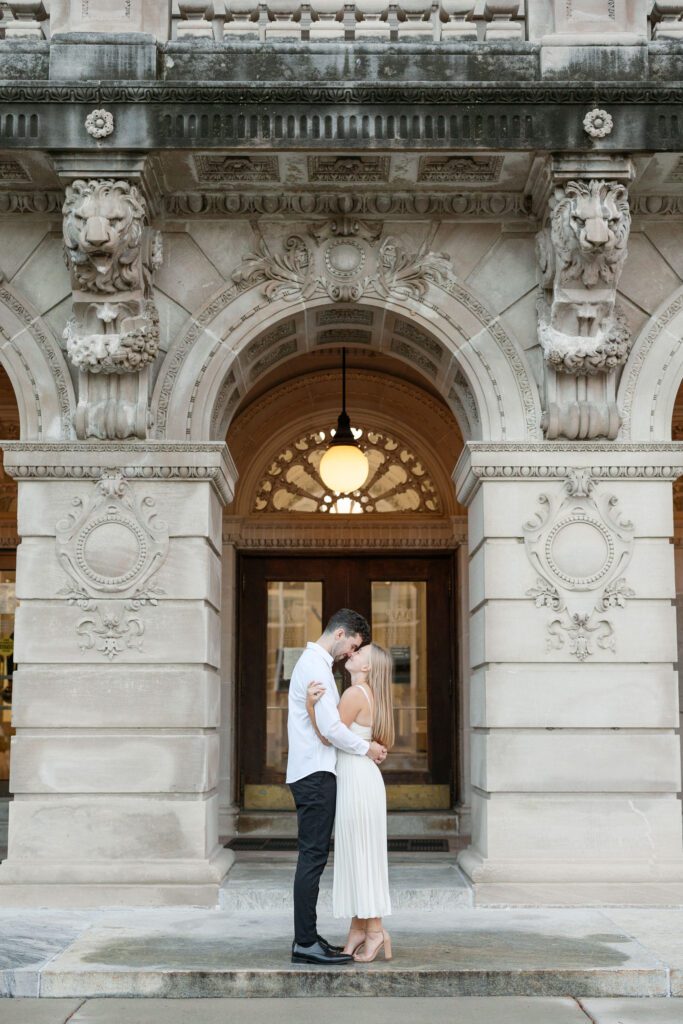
[[237, 553, 457, 810]]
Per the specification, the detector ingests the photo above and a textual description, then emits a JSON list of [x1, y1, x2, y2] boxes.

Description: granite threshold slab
[[0, 907, 678, 999]]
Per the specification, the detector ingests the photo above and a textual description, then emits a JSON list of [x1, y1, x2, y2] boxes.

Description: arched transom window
[[253, 428, 442, 514]]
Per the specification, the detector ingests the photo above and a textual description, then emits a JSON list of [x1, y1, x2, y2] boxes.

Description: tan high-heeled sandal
[[353, 928, 392, 962]]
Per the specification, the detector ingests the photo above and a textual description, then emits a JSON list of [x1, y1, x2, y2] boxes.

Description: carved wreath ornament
[[232, 218, 451, 304], [56, 473, 169, 660], [583, 108, 613, 139], [85, 109, 114, 139], [524, 469, 634, 661]]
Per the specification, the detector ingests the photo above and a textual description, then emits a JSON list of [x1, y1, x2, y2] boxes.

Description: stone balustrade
[[169, 0, 526, 42], [0, 1, 678, 45]]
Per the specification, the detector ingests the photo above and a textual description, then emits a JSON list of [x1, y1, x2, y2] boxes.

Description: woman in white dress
[[307, 642, 395, 963]]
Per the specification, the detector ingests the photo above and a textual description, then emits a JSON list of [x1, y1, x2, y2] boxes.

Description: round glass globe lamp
[[319, 442, 369, 495]]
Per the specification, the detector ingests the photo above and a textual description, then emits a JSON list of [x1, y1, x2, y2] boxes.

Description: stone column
[[0, 442, 236, 907], [455, 443, 683, 903]]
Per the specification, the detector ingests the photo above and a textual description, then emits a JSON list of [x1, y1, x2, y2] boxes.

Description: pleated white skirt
[[333, 723, 392, 919]]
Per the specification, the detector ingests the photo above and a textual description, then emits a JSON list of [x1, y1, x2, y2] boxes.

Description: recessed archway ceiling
[[224, 306, 480, 441]]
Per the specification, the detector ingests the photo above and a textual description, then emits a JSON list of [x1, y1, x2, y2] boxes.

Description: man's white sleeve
[[314, 692, 370, 756]]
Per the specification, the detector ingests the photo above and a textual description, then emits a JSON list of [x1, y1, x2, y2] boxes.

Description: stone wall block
[[470, 600, 677, 667], [16, 480, 223, 550], [471, 730, 681, 792], [470, 665, 680, 728], [470, 536, 675, 608], [6, 794, 221, 863], [11, 666, 221, 728], [16, 535, 221, 607], [9, 732, 219, 794], [14, 601, 221, 666], [471, 792, 683, 869]]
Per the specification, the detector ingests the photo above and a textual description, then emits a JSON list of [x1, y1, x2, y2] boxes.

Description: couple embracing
[[287, 608, 395, 966]]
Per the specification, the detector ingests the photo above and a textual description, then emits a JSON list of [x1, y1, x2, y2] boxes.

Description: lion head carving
[[549, 179, 631, 288], [63, 179, 147, 295]]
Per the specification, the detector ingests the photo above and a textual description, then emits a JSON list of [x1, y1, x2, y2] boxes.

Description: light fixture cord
[[342, 347, 346, 414]]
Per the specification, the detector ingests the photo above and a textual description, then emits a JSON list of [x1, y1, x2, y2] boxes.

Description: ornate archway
[[151, 247, 541, 445]]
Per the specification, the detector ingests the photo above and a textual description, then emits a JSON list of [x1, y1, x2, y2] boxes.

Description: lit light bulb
[[319, 444, 369, 495]]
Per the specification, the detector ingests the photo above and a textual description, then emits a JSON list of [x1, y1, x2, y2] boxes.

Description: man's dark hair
[[324, 608, 371, 646]]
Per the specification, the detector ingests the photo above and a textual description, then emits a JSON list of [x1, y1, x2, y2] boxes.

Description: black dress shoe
[[291, 940, 353, 965], [317, 934, 345, 955]]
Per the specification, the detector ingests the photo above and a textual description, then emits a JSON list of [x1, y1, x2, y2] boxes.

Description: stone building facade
[[0, 0, 682, 907]]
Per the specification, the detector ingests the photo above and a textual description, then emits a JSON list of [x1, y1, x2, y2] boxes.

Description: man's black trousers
[[289, 770, 337, 946]]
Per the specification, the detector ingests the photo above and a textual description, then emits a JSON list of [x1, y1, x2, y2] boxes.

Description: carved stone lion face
[[64, 180, 145, 257], [554, 180, 630, 260], [63, 180, 147, 294]]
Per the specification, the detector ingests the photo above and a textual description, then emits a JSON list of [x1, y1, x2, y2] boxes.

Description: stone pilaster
[[0, 442, 237, 907], [455, 442, 683, 903]]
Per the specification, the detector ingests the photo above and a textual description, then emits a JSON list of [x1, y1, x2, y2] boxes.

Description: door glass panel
[[371, 581, 428, 773], [266, 581, 323, 775]]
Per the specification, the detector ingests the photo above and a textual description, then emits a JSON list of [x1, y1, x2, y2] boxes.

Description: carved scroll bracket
[[535, 158, 634, 440], [524, 468, 635, 660]]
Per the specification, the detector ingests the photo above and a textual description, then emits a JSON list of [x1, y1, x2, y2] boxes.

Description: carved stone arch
[[151, 281, 541, 444], [617, 285, 683, 442], [0, 283, 76, 440]]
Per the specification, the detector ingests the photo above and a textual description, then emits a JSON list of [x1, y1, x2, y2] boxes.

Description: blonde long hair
[[367, 643, 395, 749]]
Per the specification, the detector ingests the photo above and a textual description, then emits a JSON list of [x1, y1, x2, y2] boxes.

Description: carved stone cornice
[[223, 514, 467, 549], [1, 442, 238, 505], [453, 442, 683, 505], [164, 191, 532, 220]]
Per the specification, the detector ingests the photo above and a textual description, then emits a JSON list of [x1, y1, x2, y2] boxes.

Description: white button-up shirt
[[286, 641, 370, 784]]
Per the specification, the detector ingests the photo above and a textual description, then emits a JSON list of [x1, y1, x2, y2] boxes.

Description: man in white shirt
[[287, 608, 387, 965]]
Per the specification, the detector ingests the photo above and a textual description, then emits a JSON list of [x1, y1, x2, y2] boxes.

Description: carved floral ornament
[[85, 109, 115, 139], [583, 108, 613, 139], [524, 469, 634, 661], [232, 219, 451, 304], [254, 428, 442, 514], [56, 473, 170, 660]]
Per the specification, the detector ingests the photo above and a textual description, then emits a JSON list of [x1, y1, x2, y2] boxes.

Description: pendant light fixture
[[319, 349, 369, 495]]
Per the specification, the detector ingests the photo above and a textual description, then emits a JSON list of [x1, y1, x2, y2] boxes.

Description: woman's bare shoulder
[[339, 686, 364, 709]]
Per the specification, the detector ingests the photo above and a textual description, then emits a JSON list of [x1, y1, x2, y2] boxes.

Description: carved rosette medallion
[[85, 109, 114, 139], [56, 473, 169, 659], [524, 469, 634, 661]]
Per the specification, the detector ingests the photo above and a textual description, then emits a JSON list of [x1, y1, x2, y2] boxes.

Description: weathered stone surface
[[49, 35, 159, 81]]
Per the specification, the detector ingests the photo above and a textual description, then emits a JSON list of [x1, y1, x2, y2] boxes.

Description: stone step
[[218, 860, 473, 913], [236, 810, 461, 839], [8, 907, 676, 999]]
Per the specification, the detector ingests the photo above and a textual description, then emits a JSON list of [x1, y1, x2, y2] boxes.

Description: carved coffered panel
[[393, 320, 444, 362], [664, 156, 683, 184], [249, 338, 299, 381], [417, 155, 504, 183], [0, 158, 30, 182], [193, 154, 280, 184], [316, 308, 374, 326], [253, 428, 442, 514], [524, 469, 635, 661], [246, 319, 297, 361], [56, 473, 170, 661], [316, 329, 373, 347], [232, 221, 452, 305], [308, 156, 390, 183], [389, 338, 439, 379]]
